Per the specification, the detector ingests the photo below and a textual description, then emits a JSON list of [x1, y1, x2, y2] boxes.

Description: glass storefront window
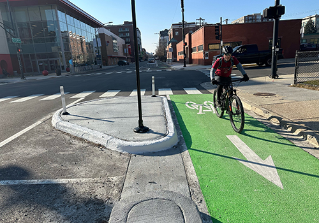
[[28, 6, 41, 21], [40, 5, 55, 21], [30, 21, 45, 38], [58, 10, 66, 23], [14, 7, 29, 22]]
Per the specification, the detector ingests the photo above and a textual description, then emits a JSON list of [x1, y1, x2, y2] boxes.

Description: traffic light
[[215, 25, 220, 40], [263, 5, 285, 19], [17, 48, 22, 53], [183, 42, 187, 46]]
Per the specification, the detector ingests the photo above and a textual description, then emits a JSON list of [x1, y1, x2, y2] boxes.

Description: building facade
[[167, 22, 199, 62], [104, 21, 142, 61], [301, 14, 319, 46], [232, 13, 272, 24], [176, 19, 301, 65], [98, 28, 128, 66], [0, 0, 105, 76]]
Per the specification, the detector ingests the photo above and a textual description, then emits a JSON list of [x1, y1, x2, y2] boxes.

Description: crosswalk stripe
[[11, 94, 44, 103], [126, 71, 132, 73], [129, 89, 146, 96], [0, 96, 18, 103], [99, 90, 120, 97], [71, 91, 95, 98], [40, 92, 69, 101], [105, 72, 113, 74], [158, 88, 173, 95], [183, 88, 202, 94]]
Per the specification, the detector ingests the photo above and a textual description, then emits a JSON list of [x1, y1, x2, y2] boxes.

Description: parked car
[[118, 60, 129, 66], [148, 58, 155, 63], [213, 44, 283, 66]]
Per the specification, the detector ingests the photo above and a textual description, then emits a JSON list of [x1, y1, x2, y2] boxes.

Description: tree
[[304, 19, 317, 34], [155, 41, 167, 61]]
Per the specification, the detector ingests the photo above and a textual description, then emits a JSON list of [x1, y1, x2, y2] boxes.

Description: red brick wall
[[192, 19, 301, 65], [190, 27, 205, 65]]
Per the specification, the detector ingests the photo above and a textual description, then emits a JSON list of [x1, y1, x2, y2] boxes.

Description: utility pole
[[181, 0, 186, 67], [196, 17, 205, 27]]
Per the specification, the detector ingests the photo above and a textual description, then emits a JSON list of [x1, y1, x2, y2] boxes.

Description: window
[[112, 37, 118, 52], [175, 31, 179, 36], [198, 45, 203, 52], [192, 47, 196, 53], [28, 6, 41, 21], [178, 51, 183, 56], [208, 43, 219, 51]]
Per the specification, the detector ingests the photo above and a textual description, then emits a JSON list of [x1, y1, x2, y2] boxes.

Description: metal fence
[[294, 50, 319, 84], [74, 65, 100, 73]]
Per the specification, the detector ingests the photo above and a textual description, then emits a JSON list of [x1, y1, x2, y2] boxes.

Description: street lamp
[[131, 0, 149, 133]]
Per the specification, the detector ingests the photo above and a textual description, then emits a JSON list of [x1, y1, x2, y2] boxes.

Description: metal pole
[[60, 86, 69, 115], [271, 0, 280, 79], [220, 17, 223, 55], [6, 0, 24, 79], [131, 0, 149, 133], [152, 76, 156, 97], [181, 0, 186, 67]]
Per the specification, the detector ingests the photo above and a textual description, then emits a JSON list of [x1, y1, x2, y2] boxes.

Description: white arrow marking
[[227, 135, 283, 189]]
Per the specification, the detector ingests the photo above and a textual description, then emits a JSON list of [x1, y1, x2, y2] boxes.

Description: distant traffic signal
[[17, 48, 22, 53], [183, 42, 187, 46], [215, 25, 220, 40]]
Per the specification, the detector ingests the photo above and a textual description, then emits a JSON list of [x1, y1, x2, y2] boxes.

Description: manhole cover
[[253, 92, 276, 96]]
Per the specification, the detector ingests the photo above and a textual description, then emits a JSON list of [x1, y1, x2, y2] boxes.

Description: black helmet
[[222, 46, 233, 54]]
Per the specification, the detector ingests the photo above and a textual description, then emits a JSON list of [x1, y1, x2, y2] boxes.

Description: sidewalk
[[0, 66, 117, 85], [51, 60, 318, 222]]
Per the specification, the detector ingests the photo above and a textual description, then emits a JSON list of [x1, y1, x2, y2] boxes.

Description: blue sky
[[70, 0, 319, 53]]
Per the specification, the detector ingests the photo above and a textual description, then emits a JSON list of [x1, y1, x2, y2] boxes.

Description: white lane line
[[0, 176, 121, 186], [0, 96, 18, 103], [11, 94, 44, 103], [0, 98, 83, 149], [71, 91, 95, 98], [183, 88, 202, 94], [40, 92, 69, 101], [116, 72, 122, 74], [99, 90, 120, 97], [0, 116, 49, 148], [126, 71, 133, 73], [158, 88, 173, 95], [129, 89, 146, 96], [105, 72, 113, 74]]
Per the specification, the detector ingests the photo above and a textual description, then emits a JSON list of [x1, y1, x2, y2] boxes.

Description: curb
[[241, 99, 319, 148], [52, 96, 179, 154], [109, 190, 202, 223]]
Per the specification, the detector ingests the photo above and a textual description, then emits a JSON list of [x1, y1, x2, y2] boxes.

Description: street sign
[[12, 38, 21, 43]]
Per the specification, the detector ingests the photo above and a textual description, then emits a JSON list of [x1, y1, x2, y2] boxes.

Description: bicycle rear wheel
[[213, 90, 224, 118], [229, 95, 245, 133]]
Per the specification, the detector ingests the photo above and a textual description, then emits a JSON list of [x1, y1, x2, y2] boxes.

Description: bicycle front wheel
[[229, 95, 245, 133], [213, 90, 224, 118]]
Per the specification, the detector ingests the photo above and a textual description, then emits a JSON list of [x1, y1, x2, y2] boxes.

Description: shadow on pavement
[[0, 165, 111, 223]]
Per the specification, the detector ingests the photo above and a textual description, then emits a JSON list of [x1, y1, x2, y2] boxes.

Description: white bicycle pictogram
[[185, 101, 216, 114]]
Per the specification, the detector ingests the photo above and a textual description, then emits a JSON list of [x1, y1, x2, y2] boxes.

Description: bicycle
[[213, 78, 245, 133]]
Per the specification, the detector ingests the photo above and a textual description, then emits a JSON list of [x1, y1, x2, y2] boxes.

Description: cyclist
[[210, 46, 249, 106]]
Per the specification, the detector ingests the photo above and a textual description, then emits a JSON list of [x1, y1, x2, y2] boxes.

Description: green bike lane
[[170, 94, 319, 223]]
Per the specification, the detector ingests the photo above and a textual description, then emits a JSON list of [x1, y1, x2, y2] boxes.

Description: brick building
[[104, 21, 142, 62], [176, 19, 302, 65], [167, 22, 199, 62]]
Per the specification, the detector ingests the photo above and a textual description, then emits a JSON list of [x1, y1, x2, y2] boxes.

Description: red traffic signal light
[[17, 48, 22, 53], [183, 42, 187, 46]]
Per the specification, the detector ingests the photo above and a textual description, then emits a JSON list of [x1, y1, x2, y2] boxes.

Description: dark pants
[[215, 76, 231, 102]]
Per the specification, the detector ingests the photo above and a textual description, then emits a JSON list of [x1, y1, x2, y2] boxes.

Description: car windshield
[[233, 46, 240, 52]]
